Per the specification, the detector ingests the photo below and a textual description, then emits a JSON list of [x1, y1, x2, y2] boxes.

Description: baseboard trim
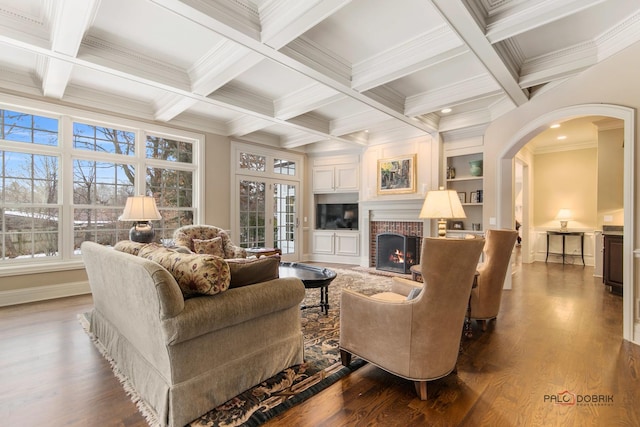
[[0, 281, 91, 307]]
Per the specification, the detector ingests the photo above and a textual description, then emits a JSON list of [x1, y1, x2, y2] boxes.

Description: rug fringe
[[77, 313, 162, 427]]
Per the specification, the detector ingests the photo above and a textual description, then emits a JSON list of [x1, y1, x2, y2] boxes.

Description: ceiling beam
[[41, 0, 99, 98], [430, 0, 529, 106]]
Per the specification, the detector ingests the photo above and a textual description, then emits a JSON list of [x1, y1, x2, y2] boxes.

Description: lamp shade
[[119, 196, 161, 221], [555, 209, 572, 220], [419, 188, 467, 219]]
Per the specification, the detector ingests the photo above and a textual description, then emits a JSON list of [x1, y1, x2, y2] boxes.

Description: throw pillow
[[113, 240, 147, 256], [406, 287, 422, 300], [138, 245, 230, 298], [193, 237, 225, 258], [226, 255, 280, 288]]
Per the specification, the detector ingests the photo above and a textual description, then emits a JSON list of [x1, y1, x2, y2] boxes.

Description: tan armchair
[[339, 237, 485, 400], [469, 229, 518, 331], [173, 225, 247, 259]]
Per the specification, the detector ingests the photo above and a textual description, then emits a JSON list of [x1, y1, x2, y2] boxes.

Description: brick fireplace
[[370, 221, 423, 268]]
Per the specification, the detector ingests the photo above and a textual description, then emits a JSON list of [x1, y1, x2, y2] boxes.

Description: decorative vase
[[469, 160, 483, 177]]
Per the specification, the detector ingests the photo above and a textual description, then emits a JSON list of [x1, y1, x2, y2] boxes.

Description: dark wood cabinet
[[603, 233, 623, 293]]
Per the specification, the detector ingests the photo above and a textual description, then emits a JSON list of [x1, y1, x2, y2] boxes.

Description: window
[[0, 105, 202, 271]]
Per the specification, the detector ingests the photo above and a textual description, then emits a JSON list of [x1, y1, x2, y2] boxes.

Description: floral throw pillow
[[138, 245, 230, 298], [193, 237, 225, 258]]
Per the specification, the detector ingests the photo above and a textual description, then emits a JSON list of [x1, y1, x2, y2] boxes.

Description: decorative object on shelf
[[472, 223, 481, 231], [419, 186, 466, 238], [451, 221, 464, 230], [377, 154, 417, 195], [469, 159, 483, 176], [477, 189, 483, 202], [555, 208, 572, 231], [343, 210, 355, 229], [457, 192, 466, 204], [119, 195, 162, 243], [446, 166, 456, 179], [470, 191, 477, 204]]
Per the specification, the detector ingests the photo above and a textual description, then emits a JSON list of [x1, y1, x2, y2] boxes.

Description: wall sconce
[[419, 187, 466, 238], [555, 208, 572, 231], [119, 195, 162, 243]]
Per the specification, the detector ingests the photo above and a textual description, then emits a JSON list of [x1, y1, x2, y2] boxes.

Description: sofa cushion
[[138, 244, 230, 298], [226, 255, 280, 288], [113, 240, 147, 256], [193, 237, 225, 258]]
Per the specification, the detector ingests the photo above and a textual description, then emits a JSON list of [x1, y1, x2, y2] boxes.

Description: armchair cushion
[[173, 225, 247, 259], [193, 237, 225, 258], [138, 244, 230, 298], [113, 240, 146, 256], [226, 255, 280, 288]]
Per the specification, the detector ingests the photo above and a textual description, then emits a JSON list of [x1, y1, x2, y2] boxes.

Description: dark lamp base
[[129, 222, 155, 243]]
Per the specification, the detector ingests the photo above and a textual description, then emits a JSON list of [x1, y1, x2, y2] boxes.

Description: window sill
[[0, 259, 85, 277]]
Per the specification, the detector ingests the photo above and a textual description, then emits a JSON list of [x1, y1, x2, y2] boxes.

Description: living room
[[2, 0, 640, 426]]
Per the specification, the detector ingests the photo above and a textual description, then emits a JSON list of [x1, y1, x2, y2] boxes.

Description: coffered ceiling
[[0, 0, 638, 152]]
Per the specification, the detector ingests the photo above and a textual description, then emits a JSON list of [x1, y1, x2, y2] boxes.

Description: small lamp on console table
[[555, 208, 572, 231], [119, 195, 162, 243], [419, 186, 467, 238]]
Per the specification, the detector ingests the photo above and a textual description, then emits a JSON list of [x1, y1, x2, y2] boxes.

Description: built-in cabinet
[[310, 154, 361, 263], [312, 158, 359, 193], [444, 148, 484, 236]]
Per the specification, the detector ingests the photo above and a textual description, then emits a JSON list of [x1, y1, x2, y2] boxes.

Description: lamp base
[[129, 222, 155, 243], [559, 220, 568, 232], [437, 219, 447, 238]]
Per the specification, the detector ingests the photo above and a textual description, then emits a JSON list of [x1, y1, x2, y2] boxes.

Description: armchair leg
[[480, 319, 487, 331], [414, 381, 428, 400], [340, 349, 352, 367]]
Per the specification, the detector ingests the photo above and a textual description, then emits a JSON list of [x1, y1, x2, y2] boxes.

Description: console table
[[545, 230, 585, 265]]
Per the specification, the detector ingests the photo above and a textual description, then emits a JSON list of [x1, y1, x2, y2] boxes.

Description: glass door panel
[[273, 183, 297, 256], [238, 179, 266, 248]]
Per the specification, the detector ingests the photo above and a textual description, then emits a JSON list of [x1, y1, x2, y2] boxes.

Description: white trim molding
[[0, 281, 90, 307]]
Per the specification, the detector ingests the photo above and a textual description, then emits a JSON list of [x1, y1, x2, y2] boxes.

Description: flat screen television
[[316, 203, 359, 230]]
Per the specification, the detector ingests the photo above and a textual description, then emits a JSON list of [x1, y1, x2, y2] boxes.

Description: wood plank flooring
[[1, 260, 639, 426]]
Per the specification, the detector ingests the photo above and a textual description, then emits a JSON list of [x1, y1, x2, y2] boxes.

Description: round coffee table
[[279, 262, 337, 315]]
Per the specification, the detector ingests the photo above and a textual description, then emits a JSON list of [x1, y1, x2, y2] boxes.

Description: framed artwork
[[451, 220, 464, 230], [457, 192, 466, 204], [377, 154, 416, 195], [470, 191, 479, 204]]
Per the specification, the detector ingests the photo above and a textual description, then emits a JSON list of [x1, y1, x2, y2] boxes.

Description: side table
[[545, 231, 585, 265]]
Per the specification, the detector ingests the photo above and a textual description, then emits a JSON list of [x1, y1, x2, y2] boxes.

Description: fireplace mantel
[[360, 199, 425, 221]]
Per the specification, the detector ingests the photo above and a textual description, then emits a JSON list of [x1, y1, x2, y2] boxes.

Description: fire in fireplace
[[376, 233, 420, 274]]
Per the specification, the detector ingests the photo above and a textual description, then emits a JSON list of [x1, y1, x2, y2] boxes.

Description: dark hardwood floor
[[1, 260, 639, 426]]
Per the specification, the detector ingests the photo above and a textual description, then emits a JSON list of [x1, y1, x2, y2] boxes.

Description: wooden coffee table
[[279, 262, 337, 315]]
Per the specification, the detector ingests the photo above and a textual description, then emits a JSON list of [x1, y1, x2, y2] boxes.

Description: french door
[[237, 176, 299, 261]]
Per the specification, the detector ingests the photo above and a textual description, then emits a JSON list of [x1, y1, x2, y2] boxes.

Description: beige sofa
[[81, 241, 305, 427]]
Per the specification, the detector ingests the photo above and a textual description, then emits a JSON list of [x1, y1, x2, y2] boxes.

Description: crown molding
[[519, 40, 597, 88], [440, 123, 488, 142], [330, 109, 389, 136], [352, 25, 467, 92], [227, 115, 274, 136], [405, 74, 502, 116], [531, 138, 597, 155], [438, 109, 492, 133], [597, 10, 640, 61], [280, 36, 352, 86], [363, 85, 406, 115], [286, 112, 330, 134], [167, 112, 229, 136], [209, 83, 274, 117], [154, 92, 198, 122]]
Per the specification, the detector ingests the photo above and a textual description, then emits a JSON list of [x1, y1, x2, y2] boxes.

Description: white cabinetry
[[312, 230, 360, 262], [312, 156, 359, 193], [444, 147, 483, 236]]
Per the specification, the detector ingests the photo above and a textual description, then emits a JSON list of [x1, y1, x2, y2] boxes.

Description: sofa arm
[[162, 277, 305, 345]]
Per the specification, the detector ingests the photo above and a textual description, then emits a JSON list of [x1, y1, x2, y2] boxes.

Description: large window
[[0, 106, 202, 269]]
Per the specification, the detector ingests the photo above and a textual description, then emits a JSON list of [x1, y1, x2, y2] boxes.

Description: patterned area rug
[[81, 267, 394, 427]]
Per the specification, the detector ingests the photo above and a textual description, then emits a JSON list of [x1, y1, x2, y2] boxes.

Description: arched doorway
[[497, 104, 635, 343]]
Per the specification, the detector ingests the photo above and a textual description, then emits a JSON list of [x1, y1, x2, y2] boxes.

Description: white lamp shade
[[419, 188, 466, 219], [119, 196, 162, 221], [555, 209, 572, 220]]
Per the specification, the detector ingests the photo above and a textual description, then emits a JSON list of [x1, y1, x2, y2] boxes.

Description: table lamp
[[419, 187, 466, 238], [555, 209, 572, 231], [119, 195, 162, 243]]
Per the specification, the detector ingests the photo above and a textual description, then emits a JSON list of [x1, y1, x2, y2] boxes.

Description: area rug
[[80, 267, 394, 427]]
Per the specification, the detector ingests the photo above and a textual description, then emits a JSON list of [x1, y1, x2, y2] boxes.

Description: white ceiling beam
[[330, 109, 388, 136], [154, 92, 198, 122], [405, 74, 502, 117], [149, 0, 438, 134], [41, 0, 99, 99], [484, 0, 606, 44], [274, 82, 344, 120], [352, 25, 467, 92], [260, 0, 351, 50], [438, 109, 492, 133], [430, 0, 529, 106]]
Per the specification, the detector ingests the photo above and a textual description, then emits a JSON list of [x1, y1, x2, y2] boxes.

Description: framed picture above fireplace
[[377, 154, 416, 195]]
